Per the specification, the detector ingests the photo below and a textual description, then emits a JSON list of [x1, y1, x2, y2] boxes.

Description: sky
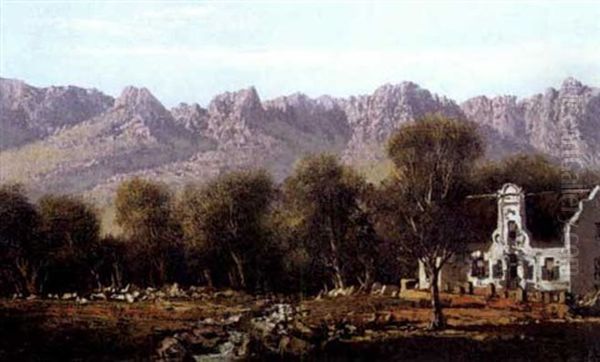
[[1, 0, 599, 107]]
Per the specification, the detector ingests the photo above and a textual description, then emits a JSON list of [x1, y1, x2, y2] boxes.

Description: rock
[[156, 336, 185, 359], [167, 283, 180, 297], [90, 292, 107, 301], [111, 294, 126, 301], [224, 314, 242, 325], [26, 294, 37, 301], [363, 313, 377, 324], [0, 78, 114, 150], [278, 335, 312, 356], [371, 282, 383, 295], [76, 297, 88, 305], [120, 284, 130, 293], [125, 293, 135, 304], [376, 312, 393, 324], [3, 77, 599, 203], [214, 290, 236, 298], [381, 285, 400, 297], [61, 292, 77, 300], [341, 286, 355, 296]]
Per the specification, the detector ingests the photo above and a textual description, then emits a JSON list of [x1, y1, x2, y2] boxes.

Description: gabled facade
[[418, 183, 600, 296], [565, 185, 600, 295]]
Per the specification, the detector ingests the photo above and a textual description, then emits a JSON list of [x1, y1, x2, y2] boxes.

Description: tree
[[386, 115, 483, 329], [38, 195, 100, 292], [115, 178, 181, 286], [471, 154, 562, 193], [89, 235, 128, 289], [179, 170, 274, 290], [282, 154, 377, 290], [0, 184, 43, 295]]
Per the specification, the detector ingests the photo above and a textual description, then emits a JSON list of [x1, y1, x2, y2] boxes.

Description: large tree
[[115, 178, 181, 286], [386, 115, 483, 329], [179, 170, 275, 290], [282, 154, 378, 290], [38, 195, 100, 292], [0, 184, 43, 295]]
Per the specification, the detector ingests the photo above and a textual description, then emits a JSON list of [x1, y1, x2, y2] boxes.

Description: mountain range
[[1, 77, 598, 203]]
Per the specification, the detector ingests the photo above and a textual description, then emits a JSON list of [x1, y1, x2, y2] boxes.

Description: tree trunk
[[112, 263, 123, 289], [429, 268, 446, 330], [230, 251, 246, 289], [91, 269, 102, 291], [357, 268, 372, 292], [15, 258, 37, 296], [203, 269, 213, 288], [329, 239, 345, 290], [155, 258, 167, 286]]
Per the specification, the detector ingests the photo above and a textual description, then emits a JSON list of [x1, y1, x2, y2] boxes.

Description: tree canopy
[[385, 115, 483, 329]]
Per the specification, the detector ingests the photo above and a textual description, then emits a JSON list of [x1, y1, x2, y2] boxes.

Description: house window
[[523, 260, 534, 280], [542, 258, 560, 281], [508, 221, 518, 245], [594, 257, 600, 281], [471, 257, 489, 278], [493, 260, 503, 279]]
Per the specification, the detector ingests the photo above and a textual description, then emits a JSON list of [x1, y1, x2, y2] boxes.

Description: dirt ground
[[1, 290, 599, 361]]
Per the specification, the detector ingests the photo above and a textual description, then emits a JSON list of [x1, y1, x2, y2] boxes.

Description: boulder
[[90, 292, 107, 301], [381, 285, 400, 297], [156, 337, 185, 359], [61, 292, 77, 300], [370, 282, 383, 295], [76, 297, 89, 305]]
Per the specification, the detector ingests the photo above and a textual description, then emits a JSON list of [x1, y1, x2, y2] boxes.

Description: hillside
[[1, 77, 598, 202]]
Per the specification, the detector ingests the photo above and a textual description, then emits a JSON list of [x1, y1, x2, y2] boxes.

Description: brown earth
[[1, 291, 599, 361]]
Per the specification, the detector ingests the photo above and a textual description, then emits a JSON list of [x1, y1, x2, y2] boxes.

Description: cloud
[[72, 42, 600, 71], [52, 18, 142, 37], [46, 4, 215, 38], [140, 5, 214, 22]]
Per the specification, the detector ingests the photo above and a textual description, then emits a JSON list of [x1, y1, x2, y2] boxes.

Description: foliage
[[471, 154, 562, 193], [179, 170, 275, 290], [281, 154, 379, 290], [115, 178, 182, 286], [0, 184, 43, 295], [38, 195, 100, 292], [385, 115, 483, 329]]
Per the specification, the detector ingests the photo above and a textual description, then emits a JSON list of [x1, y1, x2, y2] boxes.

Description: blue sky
[[1, 1, 599, 106]]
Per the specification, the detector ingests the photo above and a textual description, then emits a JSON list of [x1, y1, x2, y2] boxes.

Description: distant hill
[[1, 77, 598, 203]]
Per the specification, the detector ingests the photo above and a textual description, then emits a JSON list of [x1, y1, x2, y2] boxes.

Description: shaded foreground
[[1, 291, 600, 361]]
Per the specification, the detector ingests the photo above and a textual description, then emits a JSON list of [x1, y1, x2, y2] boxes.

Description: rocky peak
[[171, 103, 209, 133], [115, 86, 166, 114], [113, 86, 174, 131], [0, 78, 34, 102], [208, 87, 263, 119], [560, 77, 585, 94], [341, 81, 465, 163], [0, 78, 114, 149], [461, 95, 524, 139], [262, 93, 350, 143], [205, 87, 266, 146]]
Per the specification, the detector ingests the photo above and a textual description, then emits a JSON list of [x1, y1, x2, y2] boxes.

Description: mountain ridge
[[0, 77, 598, 202]]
